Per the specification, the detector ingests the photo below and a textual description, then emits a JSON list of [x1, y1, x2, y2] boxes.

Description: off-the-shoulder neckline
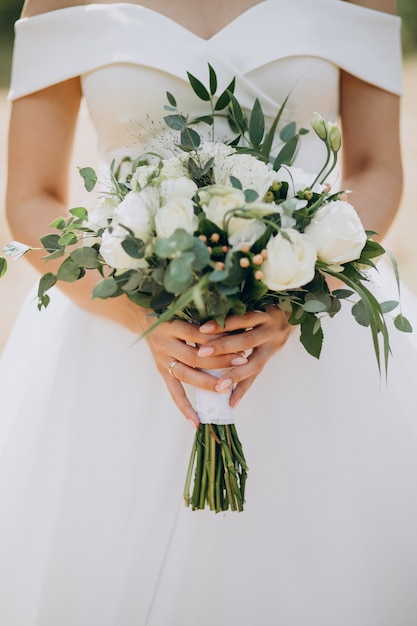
[[20, 1, 270, 42], [18, 1, 392, 44]]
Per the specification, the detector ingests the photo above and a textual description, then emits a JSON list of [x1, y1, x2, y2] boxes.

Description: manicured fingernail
[[231, 355, 248, 366], [200, 322, 216, 332], [215, 378, 232, 392], [198, 346, 214, 356]]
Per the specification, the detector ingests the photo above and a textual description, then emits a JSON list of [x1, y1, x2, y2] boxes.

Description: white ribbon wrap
[[194, 369, 235, 425]]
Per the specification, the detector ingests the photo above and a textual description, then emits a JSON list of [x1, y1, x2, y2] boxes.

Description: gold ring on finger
[[168, 359, 180, 378]]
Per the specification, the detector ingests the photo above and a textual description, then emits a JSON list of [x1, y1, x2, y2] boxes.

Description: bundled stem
[[184, 423, 248, 512]]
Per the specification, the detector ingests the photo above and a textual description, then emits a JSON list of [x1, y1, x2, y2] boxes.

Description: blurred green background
[[0, 0, 417, 86]]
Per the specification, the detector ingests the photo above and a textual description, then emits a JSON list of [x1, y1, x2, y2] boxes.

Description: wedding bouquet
[[1, 66, 411, 512]]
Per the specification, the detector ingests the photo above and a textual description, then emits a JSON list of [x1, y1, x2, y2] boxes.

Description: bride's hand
[[134, 308, 249, 427], [197, 306, 293, 408]]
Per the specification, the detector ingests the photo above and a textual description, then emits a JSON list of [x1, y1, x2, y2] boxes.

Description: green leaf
[[394, 314, 413, 333], [351, 299, 370, 327], [92, 277, 120, 299], [56, 257, 83, 282], [154, 229, 195, 259], [190, 238, 211, 270], [261, 93, 290, 160], [70, 246, 100, 269], [280, 121, 297, 143], [37, 272, 57, 298], [163, 114, 187, 131], [332, 288, 354, 299], [121, 236, 146, 259], [249, 99, 265, 147], [380, 300, 399, 314], [214, 78, 236, 111], [79, 167, 97, 192], [49, 217, 67, 230], [299, 313, 323, 358], [273, 135, 299, 169], [166, 91, 177, 107], [58, 232, 78, 246], [69, 206, 88, 221], [229, 176, 242, 190], [303, 299, 328, 313], [40, 234, 64, 254], [187, 71, 211, 101], [164, 254, 195, 293], [244, 189, 259, 203], [180, 127, 201, 151], [208, 64, 217, 95], [228, 93, 246, 134], [0, 257, 7, 277]]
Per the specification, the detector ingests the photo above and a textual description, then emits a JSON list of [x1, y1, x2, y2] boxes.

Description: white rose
[[158, 177, 197, 204], [262, 229, 317, 291], [99, 225, 148, 270], [87, 197, 118, 230], [304, 200, 367, 264], [115, 190, 156, 237], [131, 164, 160, 191], [159, 157, 188, 179], [99, 190, 155, 269], [200, 186, 246, 231], [155, 197, 198, 238], [228, 220, 266, 250], [276, 165, 325, 196], [214, 152, 275, 198]]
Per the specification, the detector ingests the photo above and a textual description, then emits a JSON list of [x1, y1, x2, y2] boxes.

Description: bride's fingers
[[199, 311, 262, 335], [164, 374, 199, 428], [198, 309, 291, 357]]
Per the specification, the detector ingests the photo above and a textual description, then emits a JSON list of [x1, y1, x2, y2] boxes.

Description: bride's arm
[[6, 82, 251, 426]]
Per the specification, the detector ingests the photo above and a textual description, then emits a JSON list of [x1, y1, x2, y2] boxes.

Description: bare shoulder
[[21, 0, 86, 18], [343, 0, 397, 15]]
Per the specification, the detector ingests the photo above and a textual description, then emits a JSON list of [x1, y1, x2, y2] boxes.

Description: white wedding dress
[[2, 2, 417, 625]]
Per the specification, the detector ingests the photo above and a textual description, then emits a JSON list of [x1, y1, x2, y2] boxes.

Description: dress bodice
[[9, 1, 402, 171]]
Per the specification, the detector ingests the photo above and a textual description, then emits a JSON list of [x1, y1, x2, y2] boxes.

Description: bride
[[1, 0, 417, 624]]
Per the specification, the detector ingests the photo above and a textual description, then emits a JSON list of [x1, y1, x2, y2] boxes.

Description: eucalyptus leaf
[[380, 300, 399, 314], [69, 207, 88, 220], [49, 217, 67, 230], [180, 127, 201, 151], [121, 236, 146, 259], [351, 299, 370, 327], [37, 272, 57, 298], [164, 254, 195, 293], [163, 114, 187, 131], [244, 189, 259, 203], [79, 167, 97, 192], [92, 277, 120, 299], [58, 232, 78, 247], [394, 314, 413, 333], [56, 258, 83, 282], [70, 247, 100, 269], [40, 234, 64, 254], [332, 289, 354, 299], [303, 299, 328, 313]]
